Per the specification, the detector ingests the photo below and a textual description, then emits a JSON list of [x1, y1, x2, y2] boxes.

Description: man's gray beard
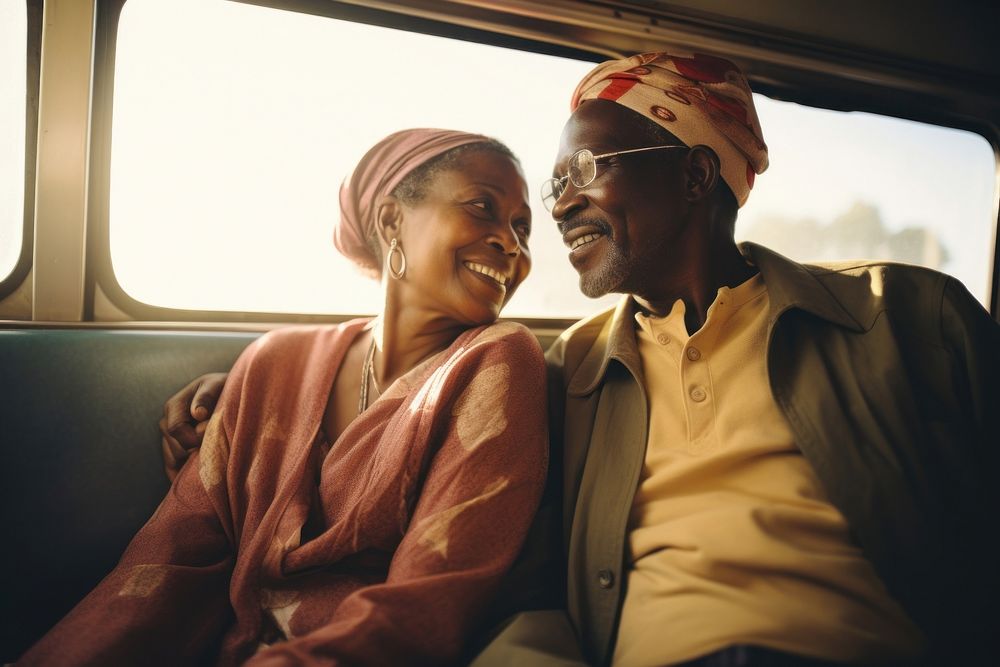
[[579, 240, 633, 298]]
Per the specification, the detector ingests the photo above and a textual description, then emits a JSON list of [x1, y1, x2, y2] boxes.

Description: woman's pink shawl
[[20, 319, 548, 666]]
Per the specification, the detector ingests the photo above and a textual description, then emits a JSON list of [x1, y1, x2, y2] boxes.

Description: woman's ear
[[375, 195, 404, 246], [684, 145, 721, 203]]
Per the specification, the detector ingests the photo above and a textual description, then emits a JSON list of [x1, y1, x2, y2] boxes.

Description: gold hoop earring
[[386, 238, 406, 280]]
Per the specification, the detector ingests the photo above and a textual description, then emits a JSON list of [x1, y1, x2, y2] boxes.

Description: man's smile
[[560, 219, 612, 250], [568, 232, 602, 250]]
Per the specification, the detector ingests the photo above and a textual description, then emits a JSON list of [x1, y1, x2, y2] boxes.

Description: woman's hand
[[160, 372, 228, 481]]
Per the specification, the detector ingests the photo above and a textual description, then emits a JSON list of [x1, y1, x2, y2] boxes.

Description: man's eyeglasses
[[540, 145, 687, 212]]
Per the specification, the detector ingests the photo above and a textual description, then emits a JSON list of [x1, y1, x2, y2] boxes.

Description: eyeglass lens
[[568, 149, 596, 189], [541, 149, 596, 211], [540, 180, 560, 211]]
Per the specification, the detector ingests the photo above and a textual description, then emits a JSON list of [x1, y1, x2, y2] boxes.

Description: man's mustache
[[557, 217, 613, 237]]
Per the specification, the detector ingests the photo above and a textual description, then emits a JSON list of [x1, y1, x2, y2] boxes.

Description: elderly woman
[[20, 130, 547, 666]]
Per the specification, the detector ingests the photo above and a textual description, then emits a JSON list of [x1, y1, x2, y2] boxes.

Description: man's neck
[[632, 240, 756, 334]]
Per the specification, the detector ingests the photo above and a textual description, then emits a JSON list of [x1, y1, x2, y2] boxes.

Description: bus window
[[0, 0, 27, 284], [108, 0, 605, 318], [106, 0, 996, 321], [739, 97, 996, 306]]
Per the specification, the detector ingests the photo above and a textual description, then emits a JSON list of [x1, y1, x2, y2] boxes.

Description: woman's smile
[[463, 261, 509, 288]]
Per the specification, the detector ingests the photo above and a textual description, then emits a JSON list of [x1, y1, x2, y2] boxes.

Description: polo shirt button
[[690, 387, 707, 402], [686, 347, 701, 361], [597, 569, 615, 589], [656, 333, 669, 345]]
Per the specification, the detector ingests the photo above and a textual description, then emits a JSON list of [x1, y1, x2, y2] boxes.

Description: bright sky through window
[[0, 0, 27, 283], [110, 0, 996, 317]]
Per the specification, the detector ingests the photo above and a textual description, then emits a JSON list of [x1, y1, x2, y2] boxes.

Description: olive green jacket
[[473, 243, 999, 666]]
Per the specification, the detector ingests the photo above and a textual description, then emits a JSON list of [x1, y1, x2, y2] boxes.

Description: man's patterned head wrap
[[571, 51, 769, 207]]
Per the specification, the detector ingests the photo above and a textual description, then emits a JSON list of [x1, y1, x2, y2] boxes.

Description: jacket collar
[[566, 242, 865, 396], [741, 242, 865, 332], [567, 296, 644, 397]]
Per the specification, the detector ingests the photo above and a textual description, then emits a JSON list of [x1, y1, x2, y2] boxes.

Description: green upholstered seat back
[[0, 329, 258, 661]]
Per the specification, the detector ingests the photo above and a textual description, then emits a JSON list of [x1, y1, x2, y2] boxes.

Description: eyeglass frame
[[541, 144, 688, 211]]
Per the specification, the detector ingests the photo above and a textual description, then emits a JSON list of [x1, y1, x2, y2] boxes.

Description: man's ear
[[374, 195, 404, 245], [683, 145, 722, 203]]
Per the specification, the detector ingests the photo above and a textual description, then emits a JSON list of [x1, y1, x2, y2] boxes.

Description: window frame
[[0, 0, 43, 302], [86, 0, 602, 328], [86, 0, 1000, 323]]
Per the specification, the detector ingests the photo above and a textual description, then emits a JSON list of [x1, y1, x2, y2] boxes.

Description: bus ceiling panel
[[226, 0, 612, 60], [266, 0, 1000, 124], [617, 0, 1000, 83]]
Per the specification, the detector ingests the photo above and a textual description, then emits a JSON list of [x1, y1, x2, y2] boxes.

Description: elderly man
[[164, 52, 998, 666], [472, 52, 998, 667]]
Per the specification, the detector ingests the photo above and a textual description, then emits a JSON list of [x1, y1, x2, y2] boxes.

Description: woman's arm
[[248, 325, 549, 666], [18, 438, 236, 666]]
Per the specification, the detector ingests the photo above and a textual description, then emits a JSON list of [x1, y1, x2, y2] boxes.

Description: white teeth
[[464, 262, 508, 286], [569, 233, 602, 250]]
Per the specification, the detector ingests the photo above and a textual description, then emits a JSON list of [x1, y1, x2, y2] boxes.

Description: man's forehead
[[552, 101, 648, 166]]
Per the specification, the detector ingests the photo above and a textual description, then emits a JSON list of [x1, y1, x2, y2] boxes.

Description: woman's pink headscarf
[[335, 128, 490, 277]]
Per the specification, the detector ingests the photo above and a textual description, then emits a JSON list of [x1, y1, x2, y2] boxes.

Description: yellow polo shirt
[[613, 274, 924, 666]]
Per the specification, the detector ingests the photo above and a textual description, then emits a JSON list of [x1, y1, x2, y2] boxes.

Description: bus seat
[[0, 329, 258, 661]]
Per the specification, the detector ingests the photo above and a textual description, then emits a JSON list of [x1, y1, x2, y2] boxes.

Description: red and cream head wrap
[[335, 128, 490, 276], [571, 51, 768, 207]]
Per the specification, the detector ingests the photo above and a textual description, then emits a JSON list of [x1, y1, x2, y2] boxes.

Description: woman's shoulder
[[242, 319, 369, 365], [447, 321, 546, 379], [464, 320, 543, 356]]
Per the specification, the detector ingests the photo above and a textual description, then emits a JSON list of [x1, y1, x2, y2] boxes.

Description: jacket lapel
[[563, 297, 648, 665]]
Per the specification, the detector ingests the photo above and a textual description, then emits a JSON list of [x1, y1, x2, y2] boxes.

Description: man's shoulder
[[750, 241, 948, 287], [749, 243, 958, 330], [801, 258, 953, 317], [802, 257, 948, 284], [747, 241, 950, 291]]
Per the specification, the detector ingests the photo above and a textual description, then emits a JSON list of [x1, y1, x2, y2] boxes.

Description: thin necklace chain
[[358, 325, 451, 415]]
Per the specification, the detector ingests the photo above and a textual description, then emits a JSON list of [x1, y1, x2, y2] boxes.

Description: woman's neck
[[370, 307, 468, 389]]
